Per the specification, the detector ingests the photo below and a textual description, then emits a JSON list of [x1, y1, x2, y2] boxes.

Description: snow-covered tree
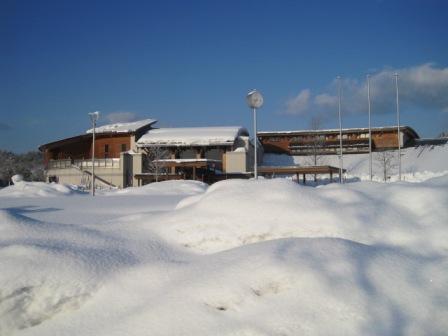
[[0, 150, 44, 186]]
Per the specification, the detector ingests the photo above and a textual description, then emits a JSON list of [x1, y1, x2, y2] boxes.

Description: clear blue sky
[[1, 0, 448, 152]]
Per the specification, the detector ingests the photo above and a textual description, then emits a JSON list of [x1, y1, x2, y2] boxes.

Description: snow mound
[[153, 177, 448, 254], [0, 182, 79, 198], [1, 176, 447, 335], [0, 207, 144, 334], [101, 180, 208, 196], [11, 174, 24, 184], [0, 210, 95, 332], [153, 238, 448, 335]]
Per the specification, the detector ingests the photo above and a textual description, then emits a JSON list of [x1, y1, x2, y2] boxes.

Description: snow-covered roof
[[258, 126, 419, 138], [154, 159, 222, 164], [137, 126, 249, 147], [86, 119, 157, 134]]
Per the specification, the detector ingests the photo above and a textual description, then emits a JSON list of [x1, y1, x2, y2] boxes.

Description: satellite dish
[[246, 90, 264, 109]]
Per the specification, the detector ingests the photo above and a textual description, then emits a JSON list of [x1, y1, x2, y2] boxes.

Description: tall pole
[[246, 90, 263, 180], [91, 117, 96, 196], [367, 74, 373, 181], [89, 111, 99, 196], [253, 107, 258, 179], [337, 76, 344, 183], [394, 73, 402, 181]]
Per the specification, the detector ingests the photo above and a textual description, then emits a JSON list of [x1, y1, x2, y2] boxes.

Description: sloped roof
[[86, 119, 157, 134], [137, 126, 249, 147]]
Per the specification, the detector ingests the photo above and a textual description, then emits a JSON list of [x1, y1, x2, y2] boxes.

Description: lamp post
[[88, 111, 100, 196], [394, 73, 402, 181], [367, 74, 373, 181], [337, 76, 344, 183], [246, 90, 264, 179]]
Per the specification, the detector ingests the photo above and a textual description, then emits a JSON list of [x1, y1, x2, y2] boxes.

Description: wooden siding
[[43, 134, 132, 166], [94, 135, 131, 158], [258, 128, 415, 155]]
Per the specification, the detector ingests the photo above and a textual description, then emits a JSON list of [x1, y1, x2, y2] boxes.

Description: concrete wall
[[131, 153, 143, 187], [46, 158, 128, 189], [224, 150, 248, 173], [224, 136, 263, 173]]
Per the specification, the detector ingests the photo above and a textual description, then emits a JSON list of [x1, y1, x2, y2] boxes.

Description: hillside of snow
[[1, 178, 447, 335], [263, 143, 448, 182]]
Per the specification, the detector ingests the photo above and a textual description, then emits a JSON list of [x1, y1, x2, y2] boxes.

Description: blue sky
[[1, 0, 448, 152]]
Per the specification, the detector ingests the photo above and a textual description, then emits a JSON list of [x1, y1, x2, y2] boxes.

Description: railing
[[47, 159, 72, 169], [73, 159, 120, 168], [48, 158, 120, 169]]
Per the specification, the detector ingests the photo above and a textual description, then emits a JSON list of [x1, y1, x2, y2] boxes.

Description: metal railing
[[74, 159, 120, 168], [47, 159, 72, 169], [48, 158, 120, 169]]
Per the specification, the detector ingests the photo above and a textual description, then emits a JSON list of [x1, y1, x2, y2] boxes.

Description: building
[[39, 121, 260, 188], [258, 126, 419, 155], [39, 119, 157, 188], [135, 126, 262, 184]]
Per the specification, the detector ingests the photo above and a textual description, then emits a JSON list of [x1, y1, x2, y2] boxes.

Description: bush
[[0, 150, 44, 186]]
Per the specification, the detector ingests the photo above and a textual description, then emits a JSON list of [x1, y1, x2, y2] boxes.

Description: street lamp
[[246, 90, 264, 179], [88, 111, 100, 196]]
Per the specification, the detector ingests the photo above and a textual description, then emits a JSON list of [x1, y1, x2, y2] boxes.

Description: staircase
[[71, 164, 117, 189]]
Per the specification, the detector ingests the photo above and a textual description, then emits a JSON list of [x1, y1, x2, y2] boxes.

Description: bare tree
[[305, 116, 326, 181], [374, 150, 397, 182], [143, 146, 170, 182]]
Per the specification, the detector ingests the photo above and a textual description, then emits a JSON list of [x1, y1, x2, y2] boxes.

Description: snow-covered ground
[[1, 176, 448, 335], [263, 143, 448, 182]]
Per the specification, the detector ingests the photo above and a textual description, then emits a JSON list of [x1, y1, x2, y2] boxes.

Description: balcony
[[47, 158, 120, 169]]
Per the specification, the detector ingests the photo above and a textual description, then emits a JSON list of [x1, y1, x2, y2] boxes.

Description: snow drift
[[0, 182, 79, 198], [0, 178, 447, 335], [156, 177, 448, 254], [101, 180, 208, 196]]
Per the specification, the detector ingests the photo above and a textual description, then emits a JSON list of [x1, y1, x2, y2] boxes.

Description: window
[[180, 149, 196, 159], [104, 144, 109, 158], [121, 144, 127, 152]]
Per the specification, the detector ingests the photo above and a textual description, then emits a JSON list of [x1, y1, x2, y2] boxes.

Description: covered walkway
[[258, 165, 346, 184]]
